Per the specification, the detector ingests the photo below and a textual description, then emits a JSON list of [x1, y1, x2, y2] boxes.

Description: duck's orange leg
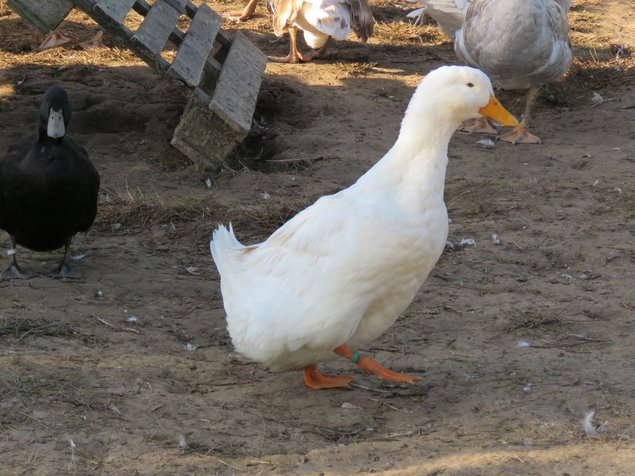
[[334, 344, 420, 384], [303, 364, 353, 390]]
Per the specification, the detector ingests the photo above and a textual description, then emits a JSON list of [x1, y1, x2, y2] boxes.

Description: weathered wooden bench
[[7, 0, 267, 170]]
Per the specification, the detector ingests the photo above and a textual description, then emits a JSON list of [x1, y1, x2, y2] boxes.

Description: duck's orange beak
[[479, 95, 519, 126]]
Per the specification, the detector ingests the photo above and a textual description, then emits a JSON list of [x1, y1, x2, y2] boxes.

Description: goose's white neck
[[355, 97, 461, 207]]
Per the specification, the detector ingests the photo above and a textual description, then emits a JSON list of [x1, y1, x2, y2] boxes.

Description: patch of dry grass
[[372, 21, 447, 47], [334, 61, 377, 78], [95, 183, 308, 240], [0, 316, 80, 341], [509, 309, 564, 331], [224, 198, 310, 241], [96, 187, 217, 230]]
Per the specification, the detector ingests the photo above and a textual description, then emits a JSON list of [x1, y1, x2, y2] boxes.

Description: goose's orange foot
[[226, 10, 252, 22], [303, 364, 353, 390], [79, 28, 105, 50], [267, 53, 304, 64], [38, 30, 70, 51], [459, 116, 497, 134], [357, 356, 420, 384], [499, 124, 541, 144]]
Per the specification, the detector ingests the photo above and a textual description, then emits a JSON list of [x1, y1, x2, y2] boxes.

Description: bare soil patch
[[1, 0, 635, 474]]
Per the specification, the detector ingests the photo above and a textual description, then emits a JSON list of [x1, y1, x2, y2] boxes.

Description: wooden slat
[[208, 32, 267, 136], [95, 0, 136, 23], [132, 0, 185, 55], [7, 0, 73, 33], [168, 3, 221, 87], [133, 0, 232, 49]]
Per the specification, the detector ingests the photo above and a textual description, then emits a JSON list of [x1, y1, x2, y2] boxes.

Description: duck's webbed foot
[[1, 263, 34, 280], [303, 365, 353, 390], [37, 29, 71, 51], [499, 86, 542, 144], [357, 356, 421, 383], [459, 116, 498, 134], [79, 27, 105, 50], [499, 123, 542, 144], [267, 51, 306, 64], [267, 27, 309, 64], [49, 240, 82, 279], [50, 263, 82, 280], [2, 240, 34, 280], [334, 344, 420, 384]]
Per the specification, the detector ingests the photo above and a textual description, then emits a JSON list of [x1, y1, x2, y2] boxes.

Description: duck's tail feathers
[[210, 224, 246, 272]]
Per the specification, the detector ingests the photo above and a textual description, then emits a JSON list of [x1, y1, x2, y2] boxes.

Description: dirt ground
[[1, 0, 635, 474]]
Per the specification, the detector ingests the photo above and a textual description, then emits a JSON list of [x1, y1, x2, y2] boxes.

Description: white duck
[[210, 66, 517, 390], [456, 0, 572, 143], [267, 0, 375, 63]]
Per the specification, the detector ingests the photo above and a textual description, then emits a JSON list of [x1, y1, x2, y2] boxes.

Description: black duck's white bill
[[47, 108, 65, 139]]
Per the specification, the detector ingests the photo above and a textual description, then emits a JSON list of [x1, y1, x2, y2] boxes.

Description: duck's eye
[[466, 82, 474, 88]]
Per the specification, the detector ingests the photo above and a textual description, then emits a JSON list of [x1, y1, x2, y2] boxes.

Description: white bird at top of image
[[210, 66, 518, 390], [266, 0, 375, 63]]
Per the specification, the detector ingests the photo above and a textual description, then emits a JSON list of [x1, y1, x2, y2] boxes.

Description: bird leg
[[226, 0, 260, 22], [37, 29, 71, 51], [459, 116, 498, 134], [268, 27, 307, 64], [50, 239, 82, 279], [334, 344, 421, 384], [499, 87, 542, 144], [1, 236, 33, 280], [303, 364, 354, 389]]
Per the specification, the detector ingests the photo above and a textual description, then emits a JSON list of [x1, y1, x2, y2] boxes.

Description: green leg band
[[351, 351, 361, 364]]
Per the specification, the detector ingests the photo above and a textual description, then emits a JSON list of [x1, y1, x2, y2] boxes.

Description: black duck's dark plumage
[[0, 85, 100, 279]]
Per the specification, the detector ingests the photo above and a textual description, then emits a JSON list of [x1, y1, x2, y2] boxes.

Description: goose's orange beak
[[479, 95, 519, 126]]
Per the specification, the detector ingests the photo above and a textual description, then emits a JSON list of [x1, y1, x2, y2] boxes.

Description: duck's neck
[[393, 115, 456, 168], [357, 106, 459, 204]]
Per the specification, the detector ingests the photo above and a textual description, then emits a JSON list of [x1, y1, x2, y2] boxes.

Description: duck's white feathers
[[454, 0, 572, 89], [212, 171, 448, 370]]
